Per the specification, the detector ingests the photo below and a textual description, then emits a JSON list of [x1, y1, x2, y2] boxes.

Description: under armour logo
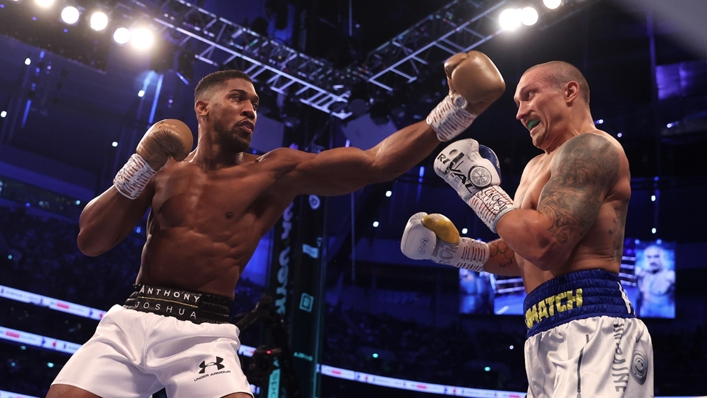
[[198, 357, 225, 374]]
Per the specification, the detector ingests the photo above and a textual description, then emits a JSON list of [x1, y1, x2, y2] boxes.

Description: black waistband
[[123, 284, 233, 324]]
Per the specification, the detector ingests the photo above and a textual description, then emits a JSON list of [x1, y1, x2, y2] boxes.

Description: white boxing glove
[[400, 212, 489, 272], [434, 139, 516, 233]]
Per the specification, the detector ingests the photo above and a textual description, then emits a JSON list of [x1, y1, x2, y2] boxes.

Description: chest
[[150, 163, 282, 229], [514, 156, 554, 210]]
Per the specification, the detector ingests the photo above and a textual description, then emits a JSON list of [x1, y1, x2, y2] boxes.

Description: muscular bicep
[[77, 184, 153, 256], [537, 133, 619, 246]]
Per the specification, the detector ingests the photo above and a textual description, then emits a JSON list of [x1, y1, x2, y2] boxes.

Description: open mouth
[[527, 120, 539, 130]]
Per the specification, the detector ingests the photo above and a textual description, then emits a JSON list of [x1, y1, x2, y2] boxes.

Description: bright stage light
[[60, 6, 79, 25], [113, 27, 131, 44], [130, 27, 154, 50], [499, 8, 521, 31], [521, 7, 538, 26], [34, 0, 54, 8], [543, 0, 562, 10], [90, 11, 108, 31]]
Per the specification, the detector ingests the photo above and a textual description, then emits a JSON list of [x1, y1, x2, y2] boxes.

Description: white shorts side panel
[[525, 316, 653, 398]]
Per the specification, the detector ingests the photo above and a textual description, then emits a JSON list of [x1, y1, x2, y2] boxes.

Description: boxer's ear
[[195, 99, 209, 116], [565, 81, 580, 104]]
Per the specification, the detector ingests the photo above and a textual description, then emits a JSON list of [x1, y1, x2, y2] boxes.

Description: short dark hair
[[194, 70, 253, 102], [528, 61, 590, 104]]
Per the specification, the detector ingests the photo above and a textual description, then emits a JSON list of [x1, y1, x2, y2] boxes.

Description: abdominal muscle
[[136, 227, 257, 299]]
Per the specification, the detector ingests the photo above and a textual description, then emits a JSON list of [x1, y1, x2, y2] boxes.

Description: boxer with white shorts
[[523, 269, 652, 397], [49, 52, 506, 397], [401, 61, 654, 397], [53, 285, 252, 398]]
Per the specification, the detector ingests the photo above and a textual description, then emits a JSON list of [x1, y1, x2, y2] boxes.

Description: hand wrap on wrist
[[467, 185, 516, 233], [113, 154, 161, 199], [435, 237, 490, 272], [426, 94, 477, 142]]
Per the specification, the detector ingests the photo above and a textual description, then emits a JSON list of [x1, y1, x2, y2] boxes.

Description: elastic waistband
[[123, 284, 233, 324], [523, 269, 635, 338]]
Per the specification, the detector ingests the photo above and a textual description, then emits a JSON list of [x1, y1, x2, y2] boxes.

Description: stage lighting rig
[[89, 10, 109, 31], [0, 0, 111, 71], [497, 0, 600, 32]]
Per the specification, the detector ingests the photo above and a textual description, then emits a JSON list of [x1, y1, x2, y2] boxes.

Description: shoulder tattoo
[[537, 134, 620, 244]]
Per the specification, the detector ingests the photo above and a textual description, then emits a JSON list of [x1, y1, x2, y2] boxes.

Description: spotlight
[[543, 0, 562, 10], [461, 228, 468, 234], [385, 190, 392, 197], [34, 0, 54, 8], [113, 27, 131, 44], [0, 111, 6, 118], [520, 7, 538, 26], [60, 6, 79, 25], [89, 11, 108, 31], [130, 27, 154, 50], [372, 221, 379, 228], [499, 8, 521, 31]]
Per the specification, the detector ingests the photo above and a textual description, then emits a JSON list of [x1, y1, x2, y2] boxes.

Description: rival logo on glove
[[436, 150, 493, 195]]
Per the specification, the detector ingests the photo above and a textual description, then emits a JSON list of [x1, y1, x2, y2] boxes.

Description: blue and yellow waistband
[[523, 269, 635, 338]]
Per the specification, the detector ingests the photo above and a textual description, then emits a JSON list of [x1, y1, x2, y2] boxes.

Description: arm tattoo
[[490, 240, 515, 268], [610, 205, 627, 262], [537, 134, 619, 244]]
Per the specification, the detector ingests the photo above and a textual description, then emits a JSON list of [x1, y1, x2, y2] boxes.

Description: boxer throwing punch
[[401, 61, 654, 397], [47, 52, 505, 398]]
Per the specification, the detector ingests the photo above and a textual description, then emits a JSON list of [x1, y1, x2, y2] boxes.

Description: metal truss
[[353, 0, 508, 92], [122, 0, 356, 119], [120, 0, 507, 118]]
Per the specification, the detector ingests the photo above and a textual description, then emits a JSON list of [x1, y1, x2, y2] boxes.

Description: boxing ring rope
[[0, 285, 702, 398], [0, 284, 523, 397]]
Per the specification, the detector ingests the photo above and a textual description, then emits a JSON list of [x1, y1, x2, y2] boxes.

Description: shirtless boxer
[[401, 61, 654, 397], [636, 244, 675, 318], [46, 51, 505, 398]]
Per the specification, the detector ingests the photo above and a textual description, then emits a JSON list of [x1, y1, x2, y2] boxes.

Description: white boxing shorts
[[52, 285, 254, 398], [523, 270, 654, 398]]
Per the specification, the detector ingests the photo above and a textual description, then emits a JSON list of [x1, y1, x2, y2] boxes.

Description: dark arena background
[[1, 0, 706, 397]]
